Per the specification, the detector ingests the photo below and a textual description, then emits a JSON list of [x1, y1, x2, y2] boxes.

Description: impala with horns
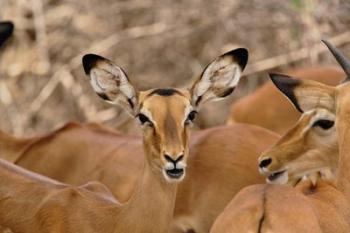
[[227, 67, 344, 135], [258, 40, 350, 185], [0, 48, 253, 232], [211, 41, 350, 233]]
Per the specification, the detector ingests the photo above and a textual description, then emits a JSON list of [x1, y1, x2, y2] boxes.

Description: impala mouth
[[267, 170, 288, 184], [165, 168, 184, 179]]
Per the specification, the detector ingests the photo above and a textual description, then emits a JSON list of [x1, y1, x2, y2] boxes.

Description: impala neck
[[335, 88, 350, 202], [113, 147, 177, 233]]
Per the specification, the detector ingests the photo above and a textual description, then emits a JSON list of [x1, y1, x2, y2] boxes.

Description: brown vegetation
[[1, 0, 350, 136]]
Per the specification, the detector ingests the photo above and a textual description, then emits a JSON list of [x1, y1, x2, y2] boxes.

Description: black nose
[[259, 158, 272, 168], [164, 154, 185, 179], [164, 154, 184, 164]]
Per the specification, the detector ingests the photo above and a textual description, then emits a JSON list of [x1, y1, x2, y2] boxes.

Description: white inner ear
[[90, 64, 136, 102], [196, 57, 241, 98], [91, 69, 117, 94]]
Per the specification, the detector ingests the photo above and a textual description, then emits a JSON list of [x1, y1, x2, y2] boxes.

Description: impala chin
[[163, 162, 186, 183], [266, 169, 288, 184]]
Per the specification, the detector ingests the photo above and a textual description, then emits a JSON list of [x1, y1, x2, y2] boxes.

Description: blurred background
[[0, 0, 349, 136]]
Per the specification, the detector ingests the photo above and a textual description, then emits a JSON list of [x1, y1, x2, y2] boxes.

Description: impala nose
[[259, 158, 272, 169], [164, 154, 185, 179]]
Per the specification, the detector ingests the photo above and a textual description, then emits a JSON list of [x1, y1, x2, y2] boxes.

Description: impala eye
[[312, 119, 334, 130], [137, 113, 152, 126], [185, 110, 197, 124]]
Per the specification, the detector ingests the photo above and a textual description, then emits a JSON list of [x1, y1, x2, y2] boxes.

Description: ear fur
[[270, 73, 335, 113], [82, 54, 138, 115], [190, 48, 248, 108]]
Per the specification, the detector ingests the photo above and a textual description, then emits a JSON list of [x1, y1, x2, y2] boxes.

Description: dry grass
[[0, 0, 350, 136]]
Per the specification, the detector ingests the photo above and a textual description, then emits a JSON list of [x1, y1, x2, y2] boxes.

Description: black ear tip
[[0, 21, 14, 46], [82, 54, 104, 75], [0, 21, 14, 32], [269, 73, 300, 87], [269, 73, 290, 83], [225, 48, 249, 71], [269, 73, 303, 113]]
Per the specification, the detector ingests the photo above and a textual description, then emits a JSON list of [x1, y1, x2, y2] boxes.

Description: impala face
[[82, 48, 248, 183], [137, 88, 194, 182], [259, 108, 337, 184], [259, 40, 350, 185]]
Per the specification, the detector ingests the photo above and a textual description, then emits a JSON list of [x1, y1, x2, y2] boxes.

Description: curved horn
[[322, 39, 350, 80]]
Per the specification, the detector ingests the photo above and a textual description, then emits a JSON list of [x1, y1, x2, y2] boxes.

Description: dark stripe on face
[[149, 88, 182, 97]]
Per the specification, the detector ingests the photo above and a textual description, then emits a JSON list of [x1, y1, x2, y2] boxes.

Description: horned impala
[[0, 48, 254, 232], [211, 41, 350, 233], [227, 67, 344, 135]]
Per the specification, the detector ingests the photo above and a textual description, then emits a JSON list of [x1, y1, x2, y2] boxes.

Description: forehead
[[139, 88, 191, 115]]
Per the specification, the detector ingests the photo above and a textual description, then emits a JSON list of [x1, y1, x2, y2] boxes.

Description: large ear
[[190, 48, 248, 108], [270, 73, 335, 113], [0, 21, 14, 48], [82, 54, 138, 115]]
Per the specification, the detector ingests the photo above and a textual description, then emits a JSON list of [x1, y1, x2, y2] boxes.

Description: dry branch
[[246, 31, 350, 75], [27, 22, 172, 119]]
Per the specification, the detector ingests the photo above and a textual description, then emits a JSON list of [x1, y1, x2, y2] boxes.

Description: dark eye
[[137, 113, 151, 125], [312, 119, 334, 130], [186, 111, 197, 124]]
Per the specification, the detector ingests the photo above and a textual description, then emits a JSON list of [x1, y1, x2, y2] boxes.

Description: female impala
[[0, 48, 249, 232], [0, 120, 278, 233], [211, 41, 350, 233], [0, 45, 280, 232]]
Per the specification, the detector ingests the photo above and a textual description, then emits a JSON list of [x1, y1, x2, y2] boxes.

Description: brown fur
[[211, 184, 324, 233], [228, 67, 344, 134], [0, 48, 258, 232], [259, 109, 338, 181], [212, 70, 350, 233], [0, 122, 278, 232]]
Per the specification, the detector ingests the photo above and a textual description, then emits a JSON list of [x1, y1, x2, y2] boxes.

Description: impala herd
[[0, 21, 350, 233]]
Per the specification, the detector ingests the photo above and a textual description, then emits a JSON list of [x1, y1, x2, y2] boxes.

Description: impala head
[[0, 21, 14, 48], [82, 48, 248, 183], [259, 40, 350, 185]]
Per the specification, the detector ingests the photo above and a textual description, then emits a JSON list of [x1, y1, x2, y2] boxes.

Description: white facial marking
[[164, 162, 175, 170], [176, 161, 187, 169], [139, 108, 156, 127], [182, 104, 194, 126], [302, 109, 335, 134]]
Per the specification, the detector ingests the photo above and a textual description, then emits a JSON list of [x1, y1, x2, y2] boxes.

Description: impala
[[227, 67, 344, 135], [211, 41, 350, 233], [0, 48, 253, 232], [0, 47, 281, 232], [1, 121, 279, 233]]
